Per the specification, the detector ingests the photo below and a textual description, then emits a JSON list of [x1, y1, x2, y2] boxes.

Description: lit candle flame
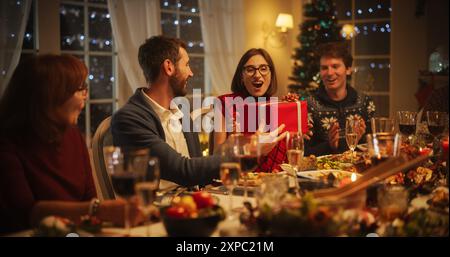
[[351, 172, 357, 182]]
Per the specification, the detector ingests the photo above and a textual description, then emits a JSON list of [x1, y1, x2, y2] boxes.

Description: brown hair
[[315, 42, 353, 68], [230, 48, 278, 97], [0, 54, 88, 144], [138, 35, 187, 83]]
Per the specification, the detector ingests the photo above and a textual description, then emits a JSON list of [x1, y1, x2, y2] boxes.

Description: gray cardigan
[[111, 88, 221, 186]]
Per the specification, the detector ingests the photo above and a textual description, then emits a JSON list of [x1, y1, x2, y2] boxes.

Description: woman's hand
[[98, 197, 145, 227], [256, 123, 288, 156]]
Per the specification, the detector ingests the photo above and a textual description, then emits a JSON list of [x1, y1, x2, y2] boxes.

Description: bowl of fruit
[[161, 191, 225, 237]]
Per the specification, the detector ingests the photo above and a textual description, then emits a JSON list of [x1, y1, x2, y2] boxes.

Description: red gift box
[[230, 100, 308, 134]]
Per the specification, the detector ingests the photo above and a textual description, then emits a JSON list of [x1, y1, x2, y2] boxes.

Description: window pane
[[161, 12, 178, 38], [88, 7, 113, 52], [22, 1, 35, 50], [90, 103, 113, 135], [187, 57, 204, 93], [370, 95, 389, 117], [354, 59, 390, 92], [88, 0, 107, 4], [334, 0, 352, 21], [355, 0, 391, 20], [179, 0, 199, 13], [354, 22, 390, 55], [180, 15, 203, 53], [160, 0, 178, 11], [60, 4, 85, 51], [89, 55, 113, 99]]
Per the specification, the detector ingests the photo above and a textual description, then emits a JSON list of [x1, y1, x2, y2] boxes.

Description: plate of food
[[296, 169, 361, 181]]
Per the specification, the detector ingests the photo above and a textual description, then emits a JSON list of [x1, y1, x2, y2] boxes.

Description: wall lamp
[[263, 13, 294, 48]]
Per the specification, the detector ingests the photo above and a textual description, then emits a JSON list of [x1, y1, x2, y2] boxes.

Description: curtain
[[199, 0, 245, 96], [0, 0, 31, 97], [107, 0, 161, 92]]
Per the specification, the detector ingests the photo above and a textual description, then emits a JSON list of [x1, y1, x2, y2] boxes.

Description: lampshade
[[275, 13, 293, 32]]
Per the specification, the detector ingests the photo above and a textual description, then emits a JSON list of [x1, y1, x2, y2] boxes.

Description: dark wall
[[426, 0, 449, 59]]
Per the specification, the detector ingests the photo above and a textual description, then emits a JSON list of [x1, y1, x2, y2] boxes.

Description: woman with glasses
[[212, 48, 288, 172], [0, 54, 143, 234]]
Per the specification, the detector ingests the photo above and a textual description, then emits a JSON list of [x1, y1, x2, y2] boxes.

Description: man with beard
[[111, 36, 221, 189]]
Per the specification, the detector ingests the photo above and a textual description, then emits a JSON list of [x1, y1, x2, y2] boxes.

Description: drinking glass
[[345, 119, 361, 164], [233, 134, 260, 200], [220, 162, 241, 219], [426, 111, 447, 154], [397, 111, 417, 144], [377, 185, 408, 222], [366, 133, 402, 166], [105, 146, 150, 235], [286, 131, 303, 196], [371, 117, 395, 134], [135, 157, 160, 236]]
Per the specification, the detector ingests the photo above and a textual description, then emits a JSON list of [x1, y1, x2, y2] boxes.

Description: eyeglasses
[[78, 81, 88, 91], [243, 64, 271, 76]]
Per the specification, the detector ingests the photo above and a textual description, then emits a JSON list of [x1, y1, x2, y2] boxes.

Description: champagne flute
[[135, 157, 160, 236], [345, 119, 360, 164], [286, 131, 303, 196], [220, 162, 241, 219]]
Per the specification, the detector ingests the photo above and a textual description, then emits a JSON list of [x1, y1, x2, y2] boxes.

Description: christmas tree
[[289, 0, 343, 98]]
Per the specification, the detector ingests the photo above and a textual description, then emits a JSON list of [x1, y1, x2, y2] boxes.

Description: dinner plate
[[296, 169, 361, 180]]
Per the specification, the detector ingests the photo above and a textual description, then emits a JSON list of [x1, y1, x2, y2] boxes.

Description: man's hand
[[328, 122, 340, 150], [303, 123, 314, 141], [356, 118, 366, 142]]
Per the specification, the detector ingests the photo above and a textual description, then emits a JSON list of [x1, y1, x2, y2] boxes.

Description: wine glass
[[397, 111, 417, 144], [234, 134, 260, 201], [135, 156, 160, 236], [286, 131, 303, 196], [345, 119, 361, 164], [426, 111, 447, 154], [105, 146, 150, 235]]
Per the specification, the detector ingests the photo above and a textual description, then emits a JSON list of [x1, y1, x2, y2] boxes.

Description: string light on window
[[105, 40, 110, 46], [79, 35, 85, 41], [199, 42, 204, 47], [188, 42, 194, 47], [177, 3, 181, 8], [110, 77, 115, 82], [187, 18, 192, 24], [377, 4, 382, 9], [106, 13, 110, 19], [89, 75, 94, 80], [370, 63, 376, 69], [16, 1, 21, 5], [368, 8, 373, 13], [174, 20, 179, 25], [164, 1, 168, 7], [389, 7, 392, 12], [346, 11, 351, 17], [2, 70, 6, 76], [191, 8, 196, 13], [10, 33, 15, 38], [357, 9, 362, 14], [380, 27, 385, 32], [90, 12, 96, 19]]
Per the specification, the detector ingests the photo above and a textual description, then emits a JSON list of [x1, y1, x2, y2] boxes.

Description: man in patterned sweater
[[305, 42, 376, 156]]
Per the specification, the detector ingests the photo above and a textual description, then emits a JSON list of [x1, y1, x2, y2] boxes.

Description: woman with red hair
[[0, 54, 142, 234]]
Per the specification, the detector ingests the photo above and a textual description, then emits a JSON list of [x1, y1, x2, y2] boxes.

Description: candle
[[419, 147, 432, 156], [441, 139, 448, 161]]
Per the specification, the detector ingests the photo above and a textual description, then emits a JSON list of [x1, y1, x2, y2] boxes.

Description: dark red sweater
[[0, 127, 96, 234]]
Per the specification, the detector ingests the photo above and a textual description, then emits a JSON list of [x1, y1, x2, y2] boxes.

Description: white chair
[[91, 116, 115, 200]]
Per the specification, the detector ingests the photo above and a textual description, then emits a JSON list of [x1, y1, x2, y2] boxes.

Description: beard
[[169, 70, 188, 97]]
